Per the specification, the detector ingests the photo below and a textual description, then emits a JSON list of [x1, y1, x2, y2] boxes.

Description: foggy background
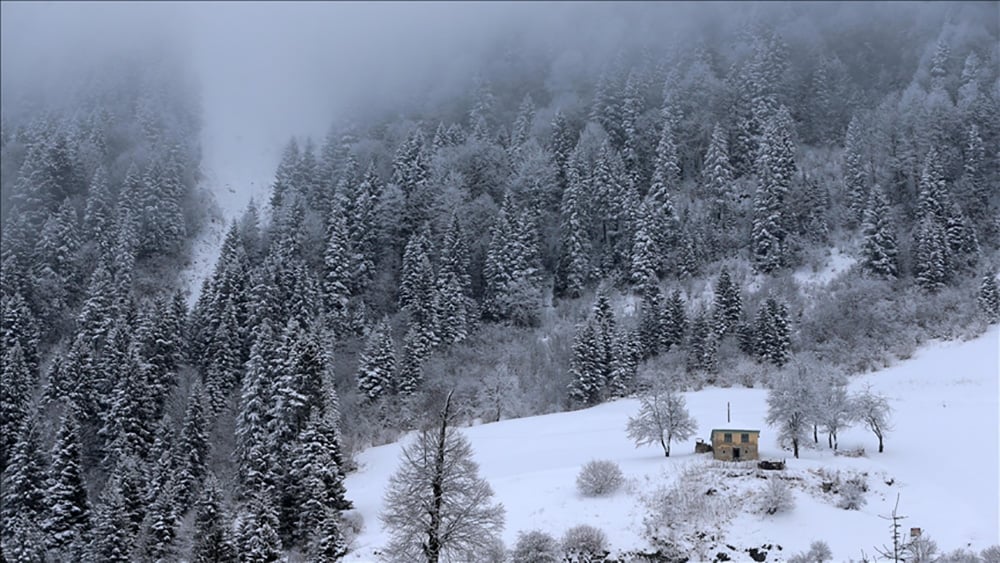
[[1, 2, 747, 207], [0, 2, 975, 211]]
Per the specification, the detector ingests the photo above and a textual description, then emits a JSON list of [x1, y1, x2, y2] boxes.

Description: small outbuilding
[[710, 428, 760, 461]]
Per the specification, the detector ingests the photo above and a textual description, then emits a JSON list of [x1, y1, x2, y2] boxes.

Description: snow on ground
[[793, 247, 856, 288], [344, 326, 999, 561], [178, 156, 275, 307]]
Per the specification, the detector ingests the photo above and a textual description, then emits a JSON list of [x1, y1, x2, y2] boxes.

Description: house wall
[[711, 430, 760, 461]]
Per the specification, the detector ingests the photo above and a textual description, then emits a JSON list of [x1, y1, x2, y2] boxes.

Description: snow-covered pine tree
[[398, 324, 431, 396], [236, 492, 282, 563], [568, 322, 602, 407], [236, 321, 278, 495], [712, 268, 742, 335], [979, 272, 1000, 323], [323, 198, 352, 335], [191, 473, 233, 563], [860, 185, 898, 279], [357, 318, 397, 401], [751, 106, 795, 274], [557, 157, 592, 298], [0, 342, 32, 473], [704, 123, 736, 230], [1, 418, 47, 532], [291, 411, 351, 548], [686, 311, 718, 374], [914, 215, 949, 293], [843, 115, 869, 226], [45, 411, 90, 555], [630, 197, 660, 286], [755, 297, 791, 367], [661, 289, 687, 352], [175, 386, 210, 507], [638, 284, 664, 360]]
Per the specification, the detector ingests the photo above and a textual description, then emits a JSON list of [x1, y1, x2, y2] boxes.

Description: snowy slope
[[343, 326, 999, 561]]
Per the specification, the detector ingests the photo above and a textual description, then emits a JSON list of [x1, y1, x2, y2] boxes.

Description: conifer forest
[[1, 2, 998, 561]]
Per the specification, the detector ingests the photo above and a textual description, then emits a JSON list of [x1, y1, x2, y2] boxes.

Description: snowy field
[[344, 326, 999, 561]]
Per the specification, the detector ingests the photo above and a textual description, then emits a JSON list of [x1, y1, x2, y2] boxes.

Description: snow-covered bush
[[981, 545, 1000, 563], [787, 540, 833, 562], [576, 460, 624, 497], [837, 474, 867, 510], [562, 524, 608, 563], [939, 548, 984, 563], [642, 463, 729, 548], [755, 478, 795, 515], [510, 530, 561, 563], [340, 510, 365, 548], [904, 534, 939, 563]]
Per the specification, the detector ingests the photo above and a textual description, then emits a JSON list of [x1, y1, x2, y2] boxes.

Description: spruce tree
[[704, 123, 736, 229], [755, 298, 791, 367], [860, 185, 899, 279], [751, 106, 795, 274], [979, 272, 1000, 323], [550, 109, 576, 192], [323, 198, 352, 334], [176, 387, 210, 507], [630, 197, 660, 286], [291, 412, 351, 546], [661, 289, 688, 352], [398, 324, 430, 395], [712, 268, 742, 336], [557, 159, 592, 298], [638, 284, 664, 359], [45, 411, 90, 553], [236, 492, 282, 563], [1, 418, 46, 530], [568, 322, 602, 407], [914, 215, 949, 293], [357, 318, 397, 401], [191, 473, 233, 563], [843, 116, 869, 226], [0, 342, 32, 473]]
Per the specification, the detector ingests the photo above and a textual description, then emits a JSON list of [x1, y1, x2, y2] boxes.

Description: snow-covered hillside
[[344, 327, 999, 561]]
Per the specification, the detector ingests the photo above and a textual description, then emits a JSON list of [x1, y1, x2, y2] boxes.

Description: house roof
[[711, 428, 760, 435]]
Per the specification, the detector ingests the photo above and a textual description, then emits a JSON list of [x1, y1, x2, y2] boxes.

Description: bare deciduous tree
[[854, 385, 893, 453], [380, 391, 505, 563], [626, 383, 697, 457]]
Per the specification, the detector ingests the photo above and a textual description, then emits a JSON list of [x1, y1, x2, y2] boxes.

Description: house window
[[724, 433, 732, 443], [741, 433, 750, 443]]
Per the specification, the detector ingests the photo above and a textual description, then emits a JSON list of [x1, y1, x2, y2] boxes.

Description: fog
[[0, 1, 967, 209]]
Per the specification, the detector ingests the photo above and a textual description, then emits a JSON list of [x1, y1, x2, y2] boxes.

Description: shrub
[[755, 478, 795, 515], [562, 524, 608, 563], [340, 510, 365, 548], [837, 475, 867, 510], [576, 460, 624, 497], [788, 540, 833, 563], [510, 530, 561, 563], [981, 545, 1000, 563], [904, 534, 939, 563]]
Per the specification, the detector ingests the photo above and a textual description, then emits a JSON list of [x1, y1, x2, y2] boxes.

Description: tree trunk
[[828, 432, 833, 449], [878, 433, 884, 453], [813, 424, 818, 443], [792, 437, 799, 458], [426, 392, 455, 563]]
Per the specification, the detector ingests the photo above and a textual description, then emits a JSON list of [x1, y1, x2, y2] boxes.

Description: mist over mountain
[[1, 2, 997, 561]]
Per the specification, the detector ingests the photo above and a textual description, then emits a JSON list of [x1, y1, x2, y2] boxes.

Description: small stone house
[[710, 428, 760, 461]]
